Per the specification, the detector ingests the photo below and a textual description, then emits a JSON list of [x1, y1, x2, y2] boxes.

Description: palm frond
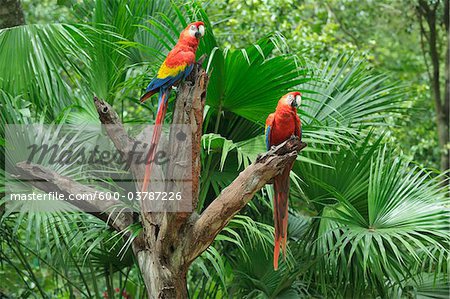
[[298, 138, 450, 297], [302, 55, 405, 129], [0, 24, 92, 119]]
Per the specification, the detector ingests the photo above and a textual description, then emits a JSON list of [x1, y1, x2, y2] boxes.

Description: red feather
[[141, 92, 169, 193], [273, 162, 293, 270]]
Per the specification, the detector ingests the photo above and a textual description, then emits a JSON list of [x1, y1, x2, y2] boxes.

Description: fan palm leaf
[[298, 138, 449, 297]]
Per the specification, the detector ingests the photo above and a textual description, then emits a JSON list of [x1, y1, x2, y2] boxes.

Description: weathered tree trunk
[[0, 0, 25, 29], [134, 246, 189, 298]]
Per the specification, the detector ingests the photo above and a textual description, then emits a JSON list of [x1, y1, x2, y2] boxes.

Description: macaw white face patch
[[198, 25, 205, 37], [189, 25, 197, 37], [286, 94, 295, 106], [285, 94, 301, 107]]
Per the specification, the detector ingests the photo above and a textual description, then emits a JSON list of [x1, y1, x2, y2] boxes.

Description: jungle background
[[0, 0, 449, 298]]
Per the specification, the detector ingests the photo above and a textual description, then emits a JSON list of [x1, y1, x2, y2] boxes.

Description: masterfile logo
[[4, 124, 193, 212]]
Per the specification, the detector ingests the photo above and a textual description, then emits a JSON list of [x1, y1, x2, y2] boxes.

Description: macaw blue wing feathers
[[140, 64, 194, 103], [265, 125, 271, 151]]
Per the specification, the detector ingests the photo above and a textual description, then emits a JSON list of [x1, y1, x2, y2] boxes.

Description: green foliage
[[0, 24, 92, 119], [298, 137, 449, 297], [22, 0, 74, 24], [0, 0, 448, 298], [207, 0, 445, 170]]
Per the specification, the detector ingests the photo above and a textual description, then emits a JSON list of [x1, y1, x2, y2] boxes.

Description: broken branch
[[15, 162, 133, 232], [187, 136, 307, 260]]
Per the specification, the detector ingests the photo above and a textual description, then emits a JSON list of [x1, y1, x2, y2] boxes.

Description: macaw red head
[[280, 91, 302, 108], [180, 21, 205, 41]]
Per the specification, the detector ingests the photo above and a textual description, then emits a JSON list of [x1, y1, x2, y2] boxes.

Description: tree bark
[[417, 0, 450, 180], [134, 245, 189, 298], [14, 62, 307, 297], [0, 0, 25, 29]]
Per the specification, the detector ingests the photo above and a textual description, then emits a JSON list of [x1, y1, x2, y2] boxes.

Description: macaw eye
[[198, 25, 205, 36], [295, 95, 302, 106], [190, 25, 196, 30]]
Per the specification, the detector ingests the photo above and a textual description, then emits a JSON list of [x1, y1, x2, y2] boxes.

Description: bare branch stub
[[94, 96, 147, 186], [94, 96, 136, 162]]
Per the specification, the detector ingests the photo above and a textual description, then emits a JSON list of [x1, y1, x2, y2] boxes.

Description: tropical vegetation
[[0, 0, 449, 298]]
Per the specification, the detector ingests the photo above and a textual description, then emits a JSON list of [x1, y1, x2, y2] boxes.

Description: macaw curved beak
[[195, 31, 201, 38], [291, 101, 298, 108]]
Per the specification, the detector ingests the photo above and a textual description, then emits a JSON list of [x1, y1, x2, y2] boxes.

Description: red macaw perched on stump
[[140, 21, 205, 192], [265, 91, 302, 270]]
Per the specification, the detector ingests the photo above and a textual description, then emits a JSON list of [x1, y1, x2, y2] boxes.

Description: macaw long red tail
[[273, 162, 293, 270], [141, 90, 169, 193]]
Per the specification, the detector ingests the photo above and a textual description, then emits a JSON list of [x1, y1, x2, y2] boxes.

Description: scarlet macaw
[[140, 21, 205, 192], [265, 91, 302, 270]]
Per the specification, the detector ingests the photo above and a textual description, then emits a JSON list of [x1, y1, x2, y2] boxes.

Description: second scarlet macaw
[[140, 21, 205, 192], [265, 91, 302, 270]]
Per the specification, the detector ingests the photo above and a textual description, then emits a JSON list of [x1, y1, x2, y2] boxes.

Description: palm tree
[[0, 0, 448, 298]]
